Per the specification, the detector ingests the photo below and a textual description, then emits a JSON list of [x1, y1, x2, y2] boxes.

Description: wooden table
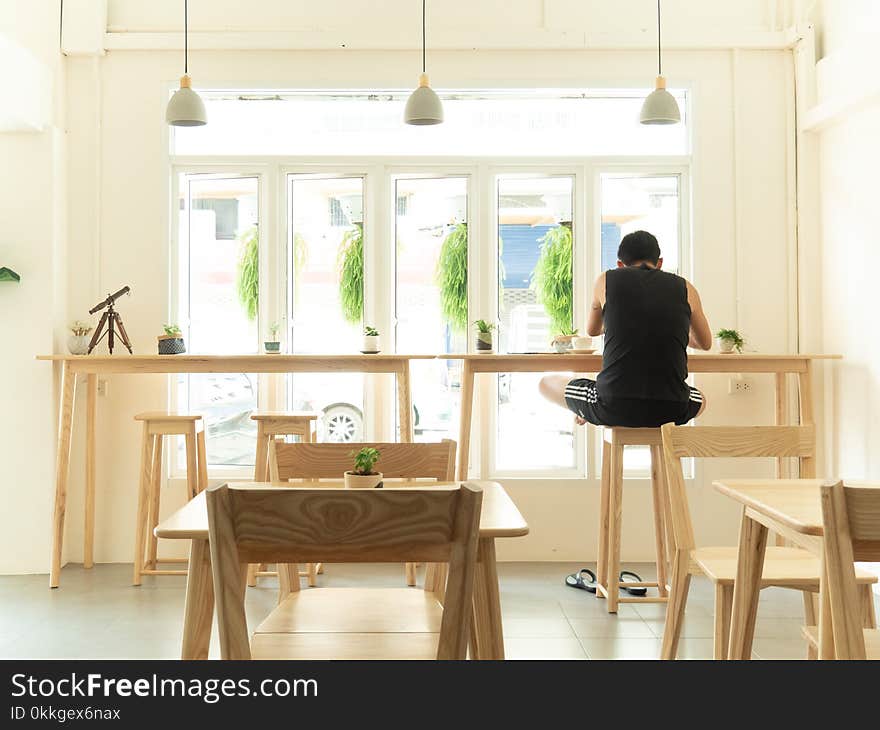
[[712, 478, 828, 659], [451, 353, 840, 480], [37, 354, 435, 588], [154, 480, 529, 660]]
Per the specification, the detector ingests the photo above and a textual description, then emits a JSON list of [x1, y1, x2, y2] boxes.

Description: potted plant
[[716, 328, 744, 354], [362, 326, 380, 354], [68, 320, 93, 355], [158, 324, 186, 355], [552, 327, 579, 353], [532, 222, 573, 334], [344, 447, 383, 489], [264, 322, 281, 354], [474, 319, 495, 352]]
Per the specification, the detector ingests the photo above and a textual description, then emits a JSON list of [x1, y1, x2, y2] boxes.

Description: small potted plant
[[68, 320, 93, 355], [716, 328, 744, 354], [474, 319, 495, 353], [552, 327, 579, 353], [344, 447, 383, 489], [264, 322, 281, 354], [158, 324, 186, 355], [362, 326, 380, 354]]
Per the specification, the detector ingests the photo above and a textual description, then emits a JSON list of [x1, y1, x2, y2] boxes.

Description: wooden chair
[[802, 481, 880, 659], [597, 427, 672, 612], [270, 439, 458, 592], [660, 424, 877, 660], [207, 482, 482, 660], [247, 412, 319, 589], [132, 411, 207, 585]]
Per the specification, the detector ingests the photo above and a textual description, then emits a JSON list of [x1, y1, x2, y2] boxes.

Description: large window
[[176, 173, 259, 469], [171, 89, 690, 481], [496, 175, 577, 472], [394, 177, 468, 443], [287, 175, 365, 442]]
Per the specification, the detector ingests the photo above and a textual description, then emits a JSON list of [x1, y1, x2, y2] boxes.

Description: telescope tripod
[[87, 303, 133, 355]]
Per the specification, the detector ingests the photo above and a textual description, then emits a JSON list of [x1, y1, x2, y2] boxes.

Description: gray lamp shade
[[640, 76, 680, 125], [404, 73, 443, 125], [166, 75, 207, 127]]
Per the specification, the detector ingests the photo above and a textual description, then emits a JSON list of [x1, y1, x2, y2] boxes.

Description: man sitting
[[540, 230, 712, 427]]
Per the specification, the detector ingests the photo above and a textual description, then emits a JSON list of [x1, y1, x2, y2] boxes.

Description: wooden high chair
[[132, 411, 207, 585]]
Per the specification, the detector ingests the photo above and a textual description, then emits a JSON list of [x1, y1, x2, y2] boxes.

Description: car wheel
[[321, 403, 364, 443]]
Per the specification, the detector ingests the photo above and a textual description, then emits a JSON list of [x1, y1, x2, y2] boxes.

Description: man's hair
[[617, 230, 661, 265]]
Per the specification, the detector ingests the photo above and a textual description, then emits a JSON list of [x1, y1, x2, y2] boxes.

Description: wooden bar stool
[[596, 427, 672, 613], [247, 412, 320, 589], [132, 412, 207, 585]]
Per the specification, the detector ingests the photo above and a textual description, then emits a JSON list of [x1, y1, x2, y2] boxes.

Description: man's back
[[597, 265, 690, 403]]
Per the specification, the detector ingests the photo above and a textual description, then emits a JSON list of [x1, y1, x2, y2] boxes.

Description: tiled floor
[[2, 562, 874, 659]]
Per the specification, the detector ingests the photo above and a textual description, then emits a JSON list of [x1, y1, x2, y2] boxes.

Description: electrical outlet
[[728, 376, 753, 395], [97, 379, 109, 397]]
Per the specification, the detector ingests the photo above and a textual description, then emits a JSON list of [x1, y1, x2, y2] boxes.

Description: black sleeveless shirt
[[596, 265, 691, 403]]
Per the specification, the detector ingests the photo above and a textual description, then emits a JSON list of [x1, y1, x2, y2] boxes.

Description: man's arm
[[686, 281, 713, 350], [586, 272, 606, 336]]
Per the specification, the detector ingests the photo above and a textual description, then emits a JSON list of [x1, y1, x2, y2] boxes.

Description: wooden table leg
[[50, 362, 77, 588], [798, 362, 817, 478], [397, 359, 414, 443], [181, 538, 214, 660], [727, 510, 768, 659], [456, 360, 475, 481], [470, 538, 504, 660], [84, 374, 97, 569]]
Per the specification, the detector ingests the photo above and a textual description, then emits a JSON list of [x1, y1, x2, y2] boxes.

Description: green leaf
[[435, 222, 469, 333], [337, 223, 364, 325], [235, 226, 259, 321], [531, 223, 573, 334]]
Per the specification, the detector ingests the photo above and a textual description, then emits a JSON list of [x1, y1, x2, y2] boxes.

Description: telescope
[[89, 286, 131, 315], [87, 285, 133, 355]]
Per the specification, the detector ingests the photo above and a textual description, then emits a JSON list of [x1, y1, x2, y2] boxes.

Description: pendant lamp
[[166, 0, 206, 127], [640, 0, 680, 125], [404, 0, 443, 125]]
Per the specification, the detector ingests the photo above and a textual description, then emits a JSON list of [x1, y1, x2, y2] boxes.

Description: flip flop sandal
[[565, 568, 597, 593], [619, 570, 647, 596]]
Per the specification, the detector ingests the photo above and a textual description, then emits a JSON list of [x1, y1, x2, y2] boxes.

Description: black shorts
[[564, 378, 703, 428]]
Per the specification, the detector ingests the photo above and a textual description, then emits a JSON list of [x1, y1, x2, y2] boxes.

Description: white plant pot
[[344, 471, 383, 489], [362, 335, 380, 353], [717, 338, 736, 354], [68, 335, 90, 355]]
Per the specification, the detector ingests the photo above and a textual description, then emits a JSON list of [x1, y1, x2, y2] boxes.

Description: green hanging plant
[[291, 231, 308, 309], [436, 222, 469, 333], [337, 223, 364, 325], [236, 226, 259, 321], [531, 223, 573, 334]]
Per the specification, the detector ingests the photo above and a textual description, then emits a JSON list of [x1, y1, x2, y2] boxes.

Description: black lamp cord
[[656, 0, 662, 77], [422, 0, 426, 74]]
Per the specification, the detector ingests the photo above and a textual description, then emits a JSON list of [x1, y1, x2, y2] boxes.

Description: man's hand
[[575, 415, 586, 426]]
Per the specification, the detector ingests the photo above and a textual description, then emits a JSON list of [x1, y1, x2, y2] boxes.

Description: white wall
[[808, 1, 880, 482], [0, 0, 67, 574], [0, 0, 800, 573]]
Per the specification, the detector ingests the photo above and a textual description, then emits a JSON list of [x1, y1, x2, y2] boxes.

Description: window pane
[[496, 175, 576, 471], [600, 175, 681, 273], [174, 91, 688, 157], [287, 175, 365, 442], [395, 177, 468, 442], [177, 174, 259, 467]]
